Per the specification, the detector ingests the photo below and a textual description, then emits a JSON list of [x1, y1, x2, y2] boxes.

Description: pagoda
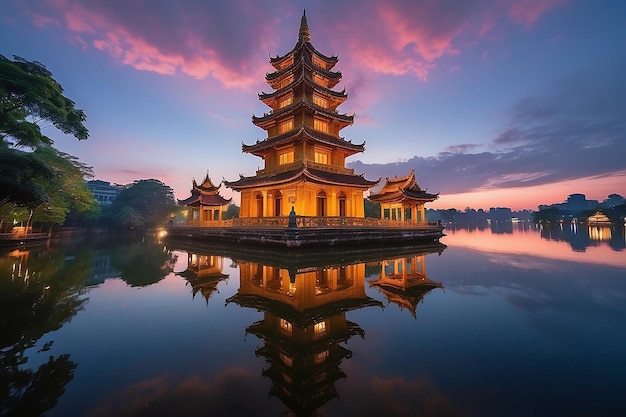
[[368, 169, 438, 224], [178, 173, 231, 224], [226, 258, 382, 415], [224, 11, 378, 218]]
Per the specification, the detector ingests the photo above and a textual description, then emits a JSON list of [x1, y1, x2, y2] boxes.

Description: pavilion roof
[[224, 163, 379, 191], [369, 279, 443, 319], [178, 173, 231, 206], [368, 169, 438, 203], [177, 193, 231, 207]]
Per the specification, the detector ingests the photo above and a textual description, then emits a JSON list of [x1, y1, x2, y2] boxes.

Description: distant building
[[86, 180, 122, 205], [600, 194, 625, 208], [587, 211, 611, 224]]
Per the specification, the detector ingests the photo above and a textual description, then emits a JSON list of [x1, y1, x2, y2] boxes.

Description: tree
[[109, 179, 178, 229], [0, 54, 89, 210], [29, 146, 100, 228]]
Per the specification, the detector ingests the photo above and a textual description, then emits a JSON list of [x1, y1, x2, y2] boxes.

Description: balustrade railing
[[180, 217, 440, 229]]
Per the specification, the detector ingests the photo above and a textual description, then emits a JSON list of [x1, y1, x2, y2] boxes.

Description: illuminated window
[[314, 350, 329, 364], [280, 319, 293, 333], [279, 95, 293, 109], [279, 151, 294, 165], [280, 75, 294, 89], [314, 321, 327, 335], [312, 56, 324, 68], [315, 151, 328, 164], [314, 118, 329, 133], [313, 94, 328, 108], [278, 119, 293, 134], [280, 353, 293, 367], [313, 73, 325, 85]]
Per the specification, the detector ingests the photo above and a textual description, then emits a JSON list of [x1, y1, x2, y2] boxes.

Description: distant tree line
[[425, 207, 533, 223], [532, 203, 626, 223]]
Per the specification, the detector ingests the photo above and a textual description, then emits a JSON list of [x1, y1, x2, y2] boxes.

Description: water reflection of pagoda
[[369, 253, 443, 318], [227, 260, 382, 416], [177, 253, 229, 303]]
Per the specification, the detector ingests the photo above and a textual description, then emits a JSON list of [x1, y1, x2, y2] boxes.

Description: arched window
[[316, 191, 327, 217], [273, 190, 283, 216], [337, 191, 347, 217]]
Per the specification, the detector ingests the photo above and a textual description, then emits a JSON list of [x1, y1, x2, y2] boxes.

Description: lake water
[[1, 223, 625, 417]]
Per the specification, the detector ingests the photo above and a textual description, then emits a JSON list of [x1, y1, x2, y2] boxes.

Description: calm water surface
[[1, 223, 625, 417]]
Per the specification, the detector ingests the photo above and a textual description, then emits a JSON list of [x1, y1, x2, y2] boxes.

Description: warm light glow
[[279, 151, 294, 165], [314, 151, 328, 164], [278, 118, 293, 133], [314, 118, 329, 133], [429, 172, 626, 210], [280, 319, 292, 333], [443, 227, 626, 269], [278, 95, 292, 109], [314, 321, 327, 335], [314, 350, 329, 364], [313, 94, 328, 108]]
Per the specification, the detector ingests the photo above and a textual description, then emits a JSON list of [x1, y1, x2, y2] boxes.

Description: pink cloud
[[27, 0, 569, 90], [30, 13, 61, 28], [508, 0, 567, 27]]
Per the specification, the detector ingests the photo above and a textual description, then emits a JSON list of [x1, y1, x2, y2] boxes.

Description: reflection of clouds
[[87, 367, 279, 417], [486, 254, 561, 271], [332, 368, 461, 417], [438, 249, 626, 320]]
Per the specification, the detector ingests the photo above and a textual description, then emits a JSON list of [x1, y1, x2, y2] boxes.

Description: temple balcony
[[182, 216, 440, 228]]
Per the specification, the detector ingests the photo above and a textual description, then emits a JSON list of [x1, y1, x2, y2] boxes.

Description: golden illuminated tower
[[225, 11, 378, 218], [226, 258, 382, 415]]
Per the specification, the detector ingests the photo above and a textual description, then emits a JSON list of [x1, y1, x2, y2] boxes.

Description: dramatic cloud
[[351, 61, 626, 197], [24, 0, 564, 88]]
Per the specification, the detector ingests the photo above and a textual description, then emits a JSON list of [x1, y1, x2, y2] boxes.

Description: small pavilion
[[178, 173, 231, 224], [367, 169, 438, 224], [368, 254, 443, 318]]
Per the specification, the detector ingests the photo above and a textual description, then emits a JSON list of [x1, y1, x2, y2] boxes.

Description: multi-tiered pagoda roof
[[178, 173, 231, 206], [225, 10, 378, 192]]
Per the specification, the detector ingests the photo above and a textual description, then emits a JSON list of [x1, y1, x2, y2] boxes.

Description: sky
[[1, 0, 625, 210]]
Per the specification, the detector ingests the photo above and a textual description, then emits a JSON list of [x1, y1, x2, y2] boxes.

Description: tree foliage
[[0, 54, 88, 148], [0, 54, 90, 213], [30, 146, 100, 226], [109, 179, 178, 229]]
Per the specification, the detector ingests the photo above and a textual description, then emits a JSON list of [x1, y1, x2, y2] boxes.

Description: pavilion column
[[262, 190, 269, 217], [219, 206, 223, 221]]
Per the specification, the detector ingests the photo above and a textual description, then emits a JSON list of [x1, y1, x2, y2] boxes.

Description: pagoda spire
[[298, 10, 310, 42]]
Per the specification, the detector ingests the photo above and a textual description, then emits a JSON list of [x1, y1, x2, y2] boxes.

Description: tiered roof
[[225, 163, 378, 191], [368, 169, 438, 204], [178, 173, 231, 206], [241, 126, 364, 157], [226, 11, 378, 191]]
